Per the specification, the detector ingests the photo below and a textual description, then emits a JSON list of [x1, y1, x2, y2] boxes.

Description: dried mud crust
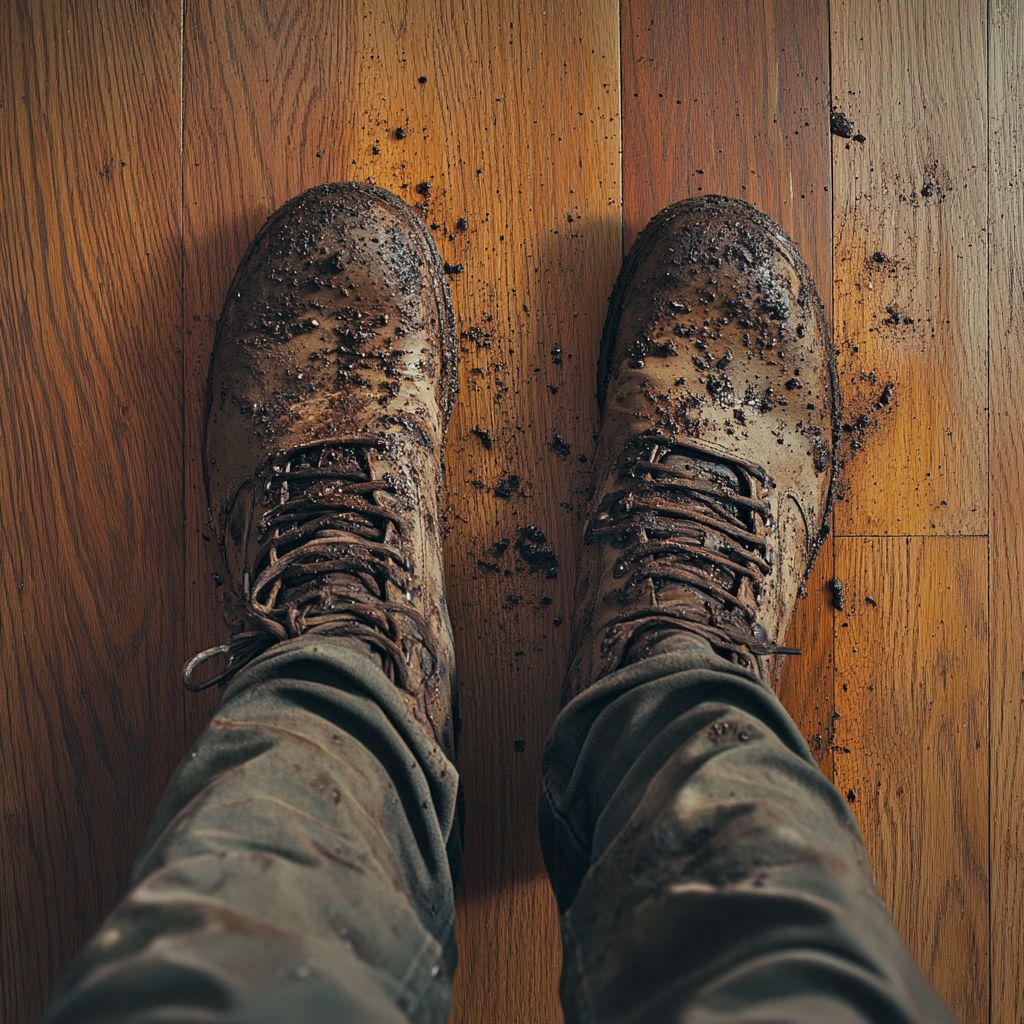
[[203, 180, 458, 469], [598, 194, 842, 558]]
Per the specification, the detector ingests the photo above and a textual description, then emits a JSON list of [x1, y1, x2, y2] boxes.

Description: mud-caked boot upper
[[565, 195, 839, 700], [189, 182, 459, 757]]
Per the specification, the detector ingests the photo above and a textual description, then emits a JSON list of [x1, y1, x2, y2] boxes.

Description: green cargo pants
[[42, 635, 956, 1023]]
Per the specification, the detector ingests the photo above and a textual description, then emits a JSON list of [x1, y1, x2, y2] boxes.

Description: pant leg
[[43, 636, 461, 1024], [540, 638, 957, 1024]]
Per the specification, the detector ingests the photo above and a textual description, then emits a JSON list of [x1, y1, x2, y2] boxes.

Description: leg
[[547, 196, 956, 1023], [541, 637, 955, 1024], [43, 182, 461, 1022], [45, 638, 459, 1024]]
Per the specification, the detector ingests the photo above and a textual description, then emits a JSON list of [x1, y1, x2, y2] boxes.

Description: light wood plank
[[184, 3, 621, 1021], [989, 0, 1024, 1018], [834, 537, 988, 1022], [622, 0, 835, 770], [830, 0, 987, 537], [0, 2, 184, 1020]]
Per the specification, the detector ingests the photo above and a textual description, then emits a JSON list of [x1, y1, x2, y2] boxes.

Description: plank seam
[[985, 0, 993, 1018], [179, 0, 188, 746], [617, 0, 624, 264], [832, 534, 989, 540]]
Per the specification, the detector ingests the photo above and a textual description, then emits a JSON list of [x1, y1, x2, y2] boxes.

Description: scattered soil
[[515, 525, 559, 578]]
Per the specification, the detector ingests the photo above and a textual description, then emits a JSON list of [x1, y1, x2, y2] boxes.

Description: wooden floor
[[2, 1, 1020, 1021]]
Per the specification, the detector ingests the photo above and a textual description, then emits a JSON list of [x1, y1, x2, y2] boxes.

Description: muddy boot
[[565, 195, 839, 699], [185, 181, 459, 758]]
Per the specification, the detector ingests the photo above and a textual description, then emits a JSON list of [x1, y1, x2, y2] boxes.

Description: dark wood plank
[[621, 0, 835, 774], [622, 0, 833, 306], [0, 2, 184, 1020], [989, 0, 1024, 1017], [830, 0, 988, 537], [833, 537, 988, 1022]]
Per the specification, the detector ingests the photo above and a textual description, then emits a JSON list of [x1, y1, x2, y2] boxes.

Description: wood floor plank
[[184, 3, 621, 1020], [0, 2, 184, 1020], [183, 0, 361, 736], [396, 8, 622, 1016], [833, 537, 988, 1022], [989, 1, 1024, 1017], [622, 0, 832, 303], [830, 0, 988, 537], [621, 0, 835, 770]]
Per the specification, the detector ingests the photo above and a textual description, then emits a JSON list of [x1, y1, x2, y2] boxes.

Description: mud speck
[[829, 576, 846, 611], [395, 127, 407, 139], [456, 217, 469, 231], [864, 595, 877, 607], [416, 181, 432, 196], [830, 110, 855, 138], [549, 433, 571, 457], [461, 325, 492, 348], [472, 427, 493, 449], [443, 263, 465, 275], [871, 251, 887, 264], [494, 475, 521, 500], [515, 525, 559, 578], [846, 788, 857, 803]]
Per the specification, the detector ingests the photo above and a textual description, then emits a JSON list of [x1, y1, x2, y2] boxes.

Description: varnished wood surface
[[830, 4, 992, 1021], [1, 2, 1020, 1023], [831, 0, 988, 537], [834, 537, 988, 1019], [989, 1, 1024, 1020], [0, 3, 185, 1021]]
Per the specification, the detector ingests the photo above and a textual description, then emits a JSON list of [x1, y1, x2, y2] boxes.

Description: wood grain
[[0, 2, 184, 1021], [622, 0, 836, 775], [989, 1, 1024, 1018], [833, 537, 988, 1023], [830, 0, 988, 537]]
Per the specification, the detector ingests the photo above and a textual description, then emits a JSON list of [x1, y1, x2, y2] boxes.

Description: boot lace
[[587, 435, 799, 669], [183, 436, 435, 691]]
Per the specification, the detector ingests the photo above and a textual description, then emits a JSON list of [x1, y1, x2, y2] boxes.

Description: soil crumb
[[516, 525, 559, 578]]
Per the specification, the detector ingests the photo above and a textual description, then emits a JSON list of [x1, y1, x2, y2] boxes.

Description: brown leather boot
[[183, 182, 459, 758], [565, 195, 839, 700]]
